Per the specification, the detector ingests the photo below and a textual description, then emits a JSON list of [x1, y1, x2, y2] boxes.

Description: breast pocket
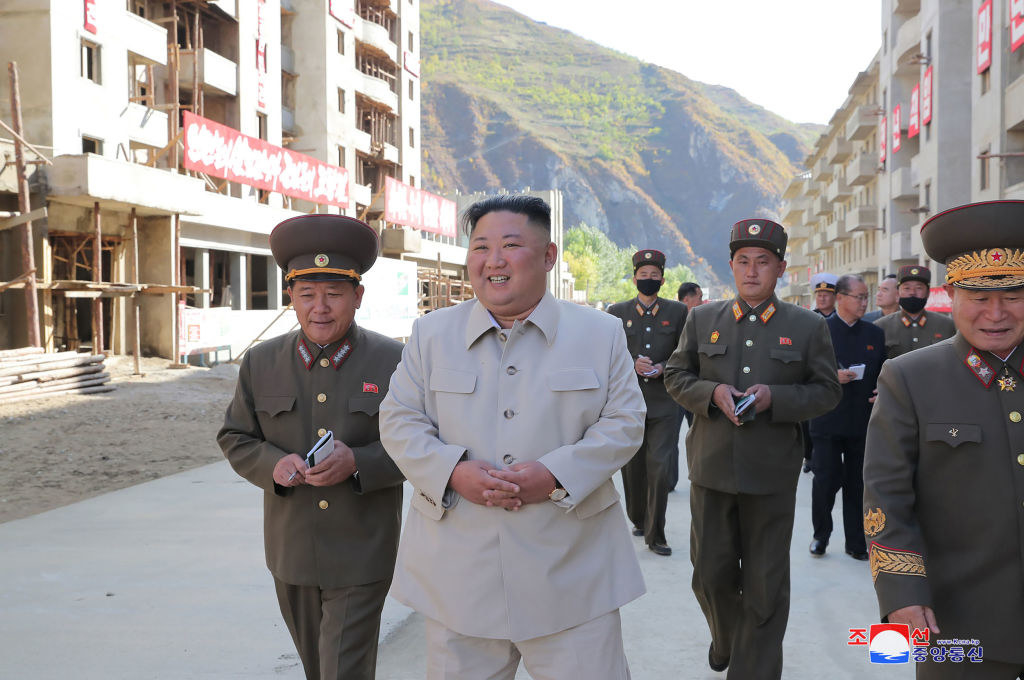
[[925, 423, 982, 449], [547, 368, 601, 392], [254, 395, 297, 441], [698, 343, 727, 358], [767, 347, 803, 381]]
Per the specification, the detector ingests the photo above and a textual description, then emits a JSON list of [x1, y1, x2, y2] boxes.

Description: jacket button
[[503, 454, 514, 464], [319, 358, 330, 368], [1018, 454, 1024, 466], [645, 343, 651, 349], [643, 377, 649, 383], [645, 327, 651, 332], [318, 500, 328, 510], [504, 409, 515, 419], [317, 428, 327, 437], [506, 366, 517, 375], [742, 366, 751, 374], [317, 393, 327, 403], [1012, 412, 1022, 423], [748, 315, 757, 322], [745, 340, 753, 347], [499, 333, 508, 342]]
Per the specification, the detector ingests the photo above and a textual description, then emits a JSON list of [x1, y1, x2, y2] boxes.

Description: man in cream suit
[[380, 194, 646, 680]]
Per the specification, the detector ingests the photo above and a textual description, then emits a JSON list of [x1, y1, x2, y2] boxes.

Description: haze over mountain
[[419, 0, 823, 284]]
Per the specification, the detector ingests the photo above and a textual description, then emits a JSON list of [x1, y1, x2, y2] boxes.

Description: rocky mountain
[[419, 0, 823, 284]]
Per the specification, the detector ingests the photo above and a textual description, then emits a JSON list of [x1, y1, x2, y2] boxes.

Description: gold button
[[748, 315, 757, 322], [1017, 454, 1024, 466], [317, 428, 327, 437], [745, 340, 753, 347], [1012, 412, 1022, 423], [317, 393, 327, 403], [318, 500, 328, 510], [320, 358, 330, 368]]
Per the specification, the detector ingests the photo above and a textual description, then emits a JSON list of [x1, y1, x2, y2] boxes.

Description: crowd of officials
[[217, 194, 1024, 680]]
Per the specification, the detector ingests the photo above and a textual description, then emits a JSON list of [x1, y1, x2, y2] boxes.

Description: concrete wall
[[138, 215, 176, 357]]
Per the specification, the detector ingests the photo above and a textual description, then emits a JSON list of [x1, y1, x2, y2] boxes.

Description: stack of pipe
[[0, 347, 114, 404]]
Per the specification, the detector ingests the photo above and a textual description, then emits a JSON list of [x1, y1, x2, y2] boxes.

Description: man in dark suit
[[218, 215, 404, 680], [608, 250, 687, 556], [665, 219, 841, 678], [864, 200, 1024, 678], [862, 273, 898, 323], [807, 274, 885, 561]]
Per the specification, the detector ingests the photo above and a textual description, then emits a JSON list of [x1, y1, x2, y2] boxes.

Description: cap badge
[[910, 267, 920, 275], [988, 248, 1007, 266], [314, 253, 330, 267], [710, 330, 720, 343], [747, 223, 762, 235], [644, 252, 652, 260]]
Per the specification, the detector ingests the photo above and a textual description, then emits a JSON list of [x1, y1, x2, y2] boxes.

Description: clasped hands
[[449, 459, 557, 510], [712, 382, 772, 427], [272, 440, 357, 488]]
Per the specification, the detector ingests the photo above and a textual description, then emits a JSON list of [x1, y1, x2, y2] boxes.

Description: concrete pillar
[[230, 251, 247, 311], [196, 249, 211, 308], [266, 257, 283, 310]]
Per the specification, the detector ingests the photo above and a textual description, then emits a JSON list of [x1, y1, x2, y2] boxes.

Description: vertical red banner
[[256, 0, 267, 111], [978, 0, 993, 74], [892, 105, 902, 153], [1012, 0, 1024, 52], [879, 116, 887, 163], [908, 86, 920, 138], [921, 67, 933, 126], [83, 0, 97, 34]]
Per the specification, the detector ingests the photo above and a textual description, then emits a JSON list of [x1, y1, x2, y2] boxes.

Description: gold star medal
[[999, 370, 1017, 392]]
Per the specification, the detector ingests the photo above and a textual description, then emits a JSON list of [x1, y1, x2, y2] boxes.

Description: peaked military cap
[[811, 272, 838, 293], [922, 200, 1024, 290], [729, 218, 787, 259], [897, 264, 930, 286], [632, 249, 666, 272], [270, 214, 379, 283]]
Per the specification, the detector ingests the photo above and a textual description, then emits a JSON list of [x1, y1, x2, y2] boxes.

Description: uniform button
[[743, 366, 751, 374], [646, 327, 651, 332], [317, 428, 327, 437], [1017, 454, 1024, 466], [748, 315, 757, 322], [504, 409, 515, 419], [317, 393, 327, 403], [506, 366, 517, 375], [912, 337, 918, 342], [319, 358, 330, 368], [318, 500, 328, 510], [745, 340, 753, 347], [503, 454, 514, 464], [645, 344, 651, 349], [1012, 411, 1022, 423], [643, 377, 650, 383], [499, 333, 508, 342]]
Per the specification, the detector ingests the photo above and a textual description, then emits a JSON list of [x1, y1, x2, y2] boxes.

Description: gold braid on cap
[[945, 248, 1024, 288], [286, 267, 361, 281]]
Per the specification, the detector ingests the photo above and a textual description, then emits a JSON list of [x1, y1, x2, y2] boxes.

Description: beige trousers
[[424, 609, 631, 680]]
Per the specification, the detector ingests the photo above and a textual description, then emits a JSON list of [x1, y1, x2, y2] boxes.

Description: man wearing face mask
[[874, 265, 956, 359], [607, 250, 688, 556]]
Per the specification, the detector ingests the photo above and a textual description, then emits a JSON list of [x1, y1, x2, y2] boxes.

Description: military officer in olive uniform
[[664, 219, 841, 679], [874, 265, 955, 359], [607, 249, 687, 556], [218, 215, 404, 680], [864, 201, 1024, 679]]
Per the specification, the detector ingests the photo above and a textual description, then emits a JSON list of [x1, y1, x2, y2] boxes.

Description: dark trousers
[[917, 659, 1024, 679], [810, 434, 866, 553], [274, 577, 391, 680], [621, 412, 676, 545], [690, 484, 796, 680]]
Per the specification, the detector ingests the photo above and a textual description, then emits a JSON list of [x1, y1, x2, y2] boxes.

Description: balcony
[[353, 128, 372, 154], [894, 14, 922, 66], [356, 72, 398, 111], [782, 196, 809, 223], [849, 150, 880, 185], [352, 182, 372, 207], [119, 102, 168, 149], [357, 17, 399, 62], [812, 194, 830, 217], [1006, 74, 1024, 131], [848, 205, 879, 232], [282, 106, 295, 134], [827, 137, 853, 164], [826, 216, 851, 242], [380, 142, 400, 164], [281, 44, 296, 74], [890, 230, 914, 261], [826, 175, 853, 203], [812, 231, 826, 251], [891, 166, 916, 199], [846, 106, 879, 141], [782, 175, 810, 200], [122, 12, 168, 65], [178, 48, 238, 97], [812, 156, 834, 182]]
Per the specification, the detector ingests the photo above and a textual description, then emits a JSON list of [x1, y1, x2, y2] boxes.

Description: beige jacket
[[379, 293, 647, 642]]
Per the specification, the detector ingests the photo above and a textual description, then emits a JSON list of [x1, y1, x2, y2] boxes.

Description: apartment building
[[0, 0, 449, 359]]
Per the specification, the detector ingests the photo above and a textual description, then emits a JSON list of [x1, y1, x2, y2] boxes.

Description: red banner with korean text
[[978, 0, 993, 73], [84, 0, 97, 33], [908, 85, 920, 138], [1013, 0, 1024, 52], [183, 112, 350, 208], [921, 66, 933, 125], [256, 0, 268, 110], [879, 116, 887, 163], [892, 105, 902, 153], [383, 176, 458, 239]]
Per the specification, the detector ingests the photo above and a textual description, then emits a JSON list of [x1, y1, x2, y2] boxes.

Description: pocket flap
[[255, 395, 295, 417], [349, 396, 380, 415], [429, 368, 477, 394], [925, 423, 982, 448], [769, 348, 802, 363], [698, 343, 727, 357], [547, 368, 600, 392]]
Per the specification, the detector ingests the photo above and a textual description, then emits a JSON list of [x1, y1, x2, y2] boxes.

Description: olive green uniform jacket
[[218, 324, 405, 589], [863, 334, 1024, 663], [873, 309, 956, 359], [663, 296, 842, 494]]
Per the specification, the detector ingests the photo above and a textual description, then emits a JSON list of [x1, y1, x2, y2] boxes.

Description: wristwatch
[[548, 482, 568, 502]]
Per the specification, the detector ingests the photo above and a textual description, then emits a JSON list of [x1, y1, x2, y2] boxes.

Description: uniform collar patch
[[901, 312, 926, 327], [760, 303, 776, 324], [964, 348, 995, 388], [331, 339, 353, 370], [732, 301, 743, 322], [297, 337, 315, 370]]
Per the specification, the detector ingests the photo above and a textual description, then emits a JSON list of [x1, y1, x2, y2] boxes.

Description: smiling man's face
[[288, 279, 363, 345], [950, 286, 1024, 356]]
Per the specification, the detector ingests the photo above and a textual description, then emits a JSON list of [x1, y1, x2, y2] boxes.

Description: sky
[[494, 0, 883, 125]]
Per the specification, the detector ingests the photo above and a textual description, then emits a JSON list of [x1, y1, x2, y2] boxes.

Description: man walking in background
[[608, 249, 687, 555], [678, 281, 703, 311], [811, 272, 838, 318], [862, 273, 898, 322], [874, 265, 955, 358]]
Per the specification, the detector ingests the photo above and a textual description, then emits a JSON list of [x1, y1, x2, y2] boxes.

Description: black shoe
[[809, 539, 827, 556], [846, 549, 869, 561], [802, 461, 812, 473], [631, 525, 644, 537], [649, 542, 672, 556], [708, 643, 729, 672]]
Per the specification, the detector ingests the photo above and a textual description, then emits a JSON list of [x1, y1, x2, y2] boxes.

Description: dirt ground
[[0, 355, 240, 524]]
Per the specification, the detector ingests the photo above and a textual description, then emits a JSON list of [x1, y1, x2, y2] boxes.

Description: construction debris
[[0, 347, 114, 403]]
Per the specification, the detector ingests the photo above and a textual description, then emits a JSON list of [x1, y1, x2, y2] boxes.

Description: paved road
[[0, 438, 912, 679]]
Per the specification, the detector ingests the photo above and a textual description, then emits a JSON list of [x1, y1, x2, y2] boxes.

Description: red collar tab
[[901, 313, 926, 327], [964, 348, 995, 388], [732, 301, 743, 322], [331, 339, 353, 370], [635, 302, 660, 317], [760, 303, 776, 324], [297, 337, 315, 370]]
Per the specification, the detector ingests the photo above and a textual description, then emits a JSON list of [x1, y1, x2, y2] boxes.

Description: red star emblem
[[992, 251, 1004, 262]]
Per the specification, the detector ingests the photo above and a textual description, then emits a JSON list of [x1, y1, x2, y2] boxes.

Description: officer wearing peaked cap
[[607, 249, 687, 556], [874, 264, 956, 359], [810, 272, 838, 318], [664, 218, 841, 679], [864, 201, 1024, 679], [218, 214, 404, 680]]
